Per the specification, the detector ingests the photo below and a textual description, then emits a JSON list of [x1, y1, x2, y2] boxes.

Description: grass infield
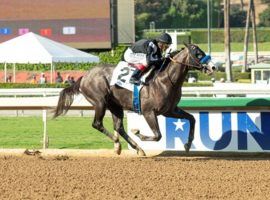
[[0, 116, 128, 149]]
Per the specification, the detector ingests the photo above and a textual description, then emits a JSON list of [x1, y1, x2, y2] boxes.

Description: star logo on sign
[[173, 119, 186, 131]]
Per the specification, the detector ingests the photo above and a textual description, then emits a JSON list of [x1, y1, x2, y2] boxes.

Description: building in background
[[117, 0, 135, 45], [0, 0, 135, 49]]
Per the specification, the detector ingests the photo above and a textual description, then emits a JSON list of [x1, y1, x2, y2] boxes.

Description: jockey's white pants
[[124, 48, 148, 66]]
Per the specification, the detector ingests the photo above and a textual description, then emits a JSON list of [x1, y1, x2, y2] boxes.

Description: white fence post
[[42, 109, 49, 149]]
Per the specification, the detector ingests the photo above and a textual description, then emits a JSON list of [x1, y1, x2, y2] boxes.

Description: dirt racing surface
[[1, 153, 270, 200]]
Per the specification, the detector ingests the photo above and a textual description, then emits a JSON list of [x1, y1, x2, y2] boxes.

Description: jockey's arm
[[146, 43, 163, 67]]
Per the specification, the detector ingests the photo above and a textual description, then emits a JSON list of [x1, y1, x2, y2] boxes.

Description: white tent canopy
[[0, 32, 99, 82]]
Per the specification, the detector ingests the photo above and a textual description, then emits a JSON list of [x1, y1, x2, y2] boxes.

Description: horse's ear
[[183, 42, 188, 47]]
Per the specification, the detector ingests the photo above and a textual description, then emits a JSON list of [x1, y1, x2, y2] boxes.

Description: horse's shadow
[[152, 151, 270, 161]]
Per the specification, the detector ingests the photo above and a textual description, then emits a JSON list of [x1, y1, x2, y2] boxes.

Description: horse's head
[[175, 43, 216, 75]]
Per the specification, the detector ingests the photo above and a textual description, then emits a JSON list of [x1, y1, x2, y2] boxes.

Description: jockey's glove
[[165, 53, 171, 58]]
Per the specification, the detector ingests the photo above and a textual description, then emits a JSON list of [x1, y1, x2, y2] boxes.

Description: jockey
[[124, 32, 172, 85]]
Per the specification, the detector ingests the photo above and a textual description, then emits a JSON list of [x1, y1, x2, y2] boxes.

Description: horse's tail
[[53, 76, 83, 118]]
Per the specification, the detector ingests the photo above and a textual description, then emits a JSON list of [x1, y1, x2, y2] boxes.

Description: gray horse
[[53, 43, 215, 156]]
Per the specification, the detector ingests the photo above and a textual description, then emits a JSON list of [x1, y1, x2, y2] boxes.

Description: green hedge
[[0, 63, 98, 71], [142, 31, 191, 44], [191, 28, 270, 43], [183, 82, 213, 87], [143, 31, 161, 40], [98, 46, 127, 65], [0, 83, 69, 88], [237, 79, 251, 83], [143, 28, 270, 44], [189, 70, 251, 82]]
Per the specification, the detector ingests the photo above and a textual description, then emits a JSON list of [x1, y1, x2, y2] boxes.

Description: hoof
[[114, 142, 122, 155], [131, 129, 140, 135], [137, 148, 146, 157], [184, 143, 190, 153]]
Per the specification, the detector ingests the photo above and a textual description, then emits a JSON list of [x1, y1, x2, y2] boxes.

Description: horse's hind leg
[[133, 111, 162, 141], [91, 101, 121, 154], [109, 104, 146, 156]]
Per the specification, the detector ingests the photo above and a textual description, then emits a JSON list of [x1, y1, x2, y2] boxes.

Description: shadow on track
[[152, 151, 270, 161]]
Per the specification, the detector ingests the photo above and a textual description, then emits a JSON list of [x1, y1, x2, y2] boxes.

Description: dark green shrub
[[177, 35, 191, 44], [234, 72, 251, 81], [187, 71, 199, 80], [237, 79, 251, 83], [0, 83, 69, 88], [142, 31, 161, 40], [98, 46, 127, 65], [197, 71, 226, 81], [191, 28, 270, 43], [196, 70, 250, 82], [183, 82, 213, 87], [191, 30, 208, 43]]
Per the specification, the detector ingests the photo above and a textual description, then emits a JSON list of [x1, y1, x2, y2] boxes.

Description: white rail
[[0, 83, 269, 98], [0, 91, 92, 150], [182, 83, 270, 97], [0, 88, 62, 96], [0, 83, 269, 149]]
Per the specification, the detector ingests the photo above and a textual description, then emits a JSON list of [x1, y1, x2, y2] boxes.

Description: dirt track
[[1, 152, 270, 200]]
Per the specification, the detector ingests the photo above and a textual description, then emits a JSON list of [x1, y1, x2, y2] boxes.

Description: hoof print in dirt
[[24, 149, 41, 156], [54, 155, 69, 161]]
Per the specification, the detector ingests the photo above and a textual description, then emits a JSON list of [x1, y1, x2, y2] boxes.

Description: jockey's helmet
[[157, 33, 172, 45]]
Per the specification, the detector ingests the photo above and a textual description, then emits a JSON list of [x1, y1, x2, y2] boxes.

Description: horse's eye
[[197, 54, 203, 60]]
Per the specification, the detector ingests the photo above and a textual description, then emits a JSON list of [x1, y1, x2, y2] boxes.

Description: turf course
[[0, 116, 128, 149]]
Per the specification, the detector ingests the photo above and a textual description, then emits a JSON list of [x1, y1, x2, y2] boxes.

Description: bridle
[[169, 45, 210, 72], [154, 44, 213, 85]]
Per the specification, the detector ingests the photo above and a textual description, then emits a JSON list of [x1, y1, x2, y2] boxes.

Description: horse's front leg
[[133, 111, 162, 141], [164, 107, 195, 153]]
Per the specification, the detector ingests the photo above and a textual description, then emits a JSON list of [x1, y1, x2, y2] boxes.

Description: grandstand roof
[[0, 32, 99, 64]]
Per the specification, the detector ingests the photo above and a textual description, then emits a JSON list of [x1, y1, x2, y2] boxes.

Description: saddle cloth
[[110, 61, 145, 92]]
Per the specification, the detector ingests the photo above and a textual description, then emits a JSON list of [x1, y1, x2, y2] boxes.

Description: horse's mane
[[150, 48, 185, 76], [170, 48, 185, 58]]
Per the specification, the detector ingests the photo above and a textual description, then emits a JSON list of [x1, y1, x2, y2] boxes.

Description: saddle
[[129, 63, 167, 85]]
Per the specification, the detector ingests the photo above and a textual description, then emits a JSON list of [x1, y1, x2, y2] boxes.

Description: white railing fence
[[1, 83, 270, 98], [183, 83, 270, 97], [0, 83, 269, 149], [0, 89, 92, 149]]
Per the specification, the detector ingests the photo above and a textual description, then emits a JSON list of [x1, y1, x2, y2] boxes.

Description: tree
[[135, 0, 171, 38], [135, 0, 171, 28], [167, 0, 207, 28], [259, 7, 270, 27], [218, 5, 247, 27], [229, 6, 247, 27]]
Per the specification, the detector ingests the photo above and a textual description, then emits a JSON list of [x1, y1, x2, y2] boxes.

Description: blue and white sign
[[127, 111, 270, 152], [0, 28, 12, 35]]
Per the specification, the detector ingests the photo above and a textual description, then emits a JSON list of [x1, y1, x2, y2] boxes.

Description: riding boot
[[129, 69, 143, 85]]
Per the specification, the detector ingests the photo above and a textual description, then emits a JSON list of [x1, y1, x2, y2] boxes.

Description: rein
[[153, 46, 209, 85], [169, 57, 205, 71], [169, 46, 204, 71]]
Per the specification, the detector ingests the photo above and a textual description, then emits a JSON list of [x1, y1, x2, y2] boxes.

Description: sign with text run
[[127, 111, 270, 152]]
